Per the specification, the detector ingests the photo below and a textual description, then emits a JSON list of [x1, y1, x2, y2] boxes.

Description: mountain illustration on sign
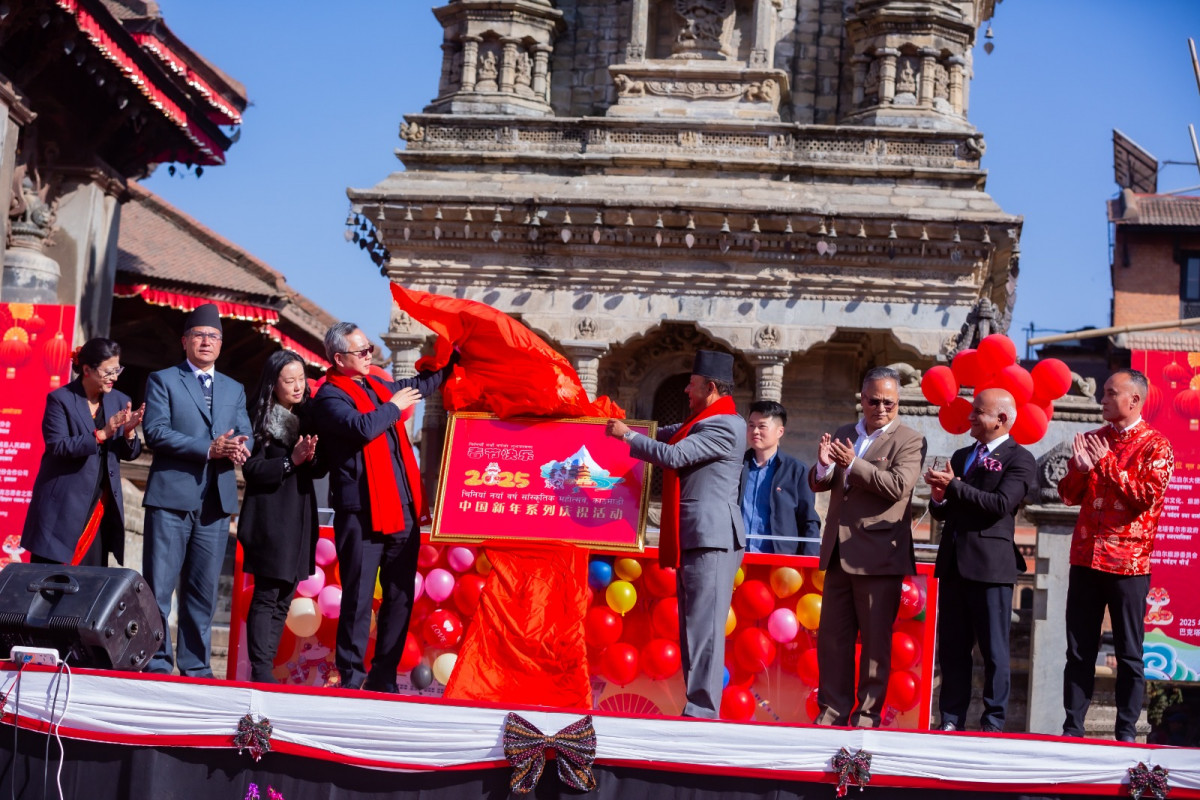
[[540, 445, 624, 492]]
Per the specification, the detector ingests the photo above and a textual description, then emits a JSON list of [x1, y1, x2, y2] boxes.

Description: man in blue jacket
[[739, 401, 822, 556], [142, 304, 252, 677]]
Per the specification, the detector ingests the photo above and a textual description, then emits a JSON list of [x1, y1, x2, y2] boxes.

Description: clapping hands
[[292, 434, 318, 465], [210, 429, 251, 464], [1070, 431, 1109, 472], [103, 402, 146, 440]]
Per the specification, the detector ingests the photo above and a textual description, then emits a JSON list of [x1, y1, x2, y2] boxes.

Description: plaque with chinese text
[[431, 413, 655, 550]]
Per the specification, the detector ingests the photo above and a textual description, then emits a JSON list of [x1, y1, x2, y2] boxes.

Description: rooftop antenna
[[1189, 38, 1200, 179]]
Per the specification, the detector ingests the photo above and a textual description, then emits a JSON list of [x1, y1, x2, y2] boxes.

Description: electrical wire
[[5, 662, 25, 800], [52, 662, 71, 800]]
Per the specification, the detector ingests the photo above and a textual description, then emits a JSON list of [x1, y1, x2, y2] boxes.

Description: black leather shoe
[[1116, 734, 1136, 743], [981, 723, 1003, 733], [939, 721, 958, 732]]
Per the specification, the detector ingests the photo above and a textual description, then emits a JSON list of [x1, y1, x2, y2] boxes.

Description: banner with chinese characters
[[1134, 350, 1200, 682], [431, 414, 656, 551], [0, 303, 76, 564]]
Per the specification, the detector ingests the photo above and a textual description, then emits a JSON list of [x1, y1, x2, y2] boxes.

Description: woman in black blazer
[[21, 338, 145, 566], [238, 349, 322, 683]]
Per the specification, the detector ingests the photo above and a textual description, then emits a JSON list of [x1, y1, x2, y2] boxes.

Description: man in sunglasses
[[312, 321, 458, 692], [142, 303, 253, 676], [809, 366, 926, 727]]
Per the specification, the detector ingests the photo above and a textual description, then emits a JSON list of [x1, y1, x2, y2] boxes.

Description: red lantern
[[41, 331, 71, 389], [1163, 361, 1190, 389], [600, 643, 639, 686], [585, 606, 623, 650], [1031, 358, 1072, 403], [1, 327, 31, 379], [733, 627, 777, 674], [1174, 388, 1200, 432], [951, 349, 987, 388], [938, 397, 972, 434], [976, 334, 1017, 373], [995, 364, 1035, 405], [1144, 384, 1163, 422], [20, 313, 45, 341], [1011, 402, 1049, 445], [920, 365, 959, 406], [641, 638, 681, 680], [720, 686, 756, 721], [732, 579, 774, 622]]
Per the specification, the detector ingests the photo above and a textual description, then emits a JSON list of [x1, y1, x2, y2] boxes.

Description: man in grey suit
[[142, 304, 253, 676], [607, 350, 745, 718]]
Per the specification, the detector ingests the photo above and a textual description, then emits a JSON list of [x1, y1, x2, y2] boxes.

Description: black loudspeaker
[[0, 564, 163, 671]]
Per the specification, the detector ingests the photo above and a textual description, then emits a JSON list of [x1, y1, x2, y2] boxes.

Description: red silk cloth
[[324, 373, 430, 532], [389, 284, 623, 419], [657, 395, 738, 569], [443, 546, 592, 709], [71, 492, 108, 565]]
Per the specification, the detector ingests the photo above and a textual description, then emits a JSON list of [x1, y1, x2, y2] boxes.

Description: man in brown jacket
[[810, 366, 926, 727]]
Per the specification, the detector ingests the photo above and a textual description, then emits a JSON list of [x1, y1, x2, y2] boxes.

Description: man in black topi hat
[[607, 349, 745, 718], [142, 303, 253, 677]]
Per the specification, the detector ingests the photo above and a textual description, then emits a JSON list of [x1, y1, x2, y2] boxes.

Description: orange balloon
[[725, 606, 737, 636], [807, 568, 826, 592], [796, 592, 822, 631], [769, 566, 804, 599]]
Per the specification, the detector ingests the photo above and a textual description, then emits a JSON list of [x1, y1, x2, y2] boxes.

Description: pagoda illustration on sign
[[540, 445, 624, 492]]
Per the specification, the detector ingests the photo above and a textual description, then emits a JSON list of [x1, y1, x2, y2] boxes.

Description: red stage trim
[[255, 324, 330, 369], [114, 283, 280, 324]]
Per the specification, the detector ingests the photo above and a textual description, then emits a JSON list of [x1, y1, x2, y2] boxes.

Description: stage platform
[[2, 666, 1198, 799]]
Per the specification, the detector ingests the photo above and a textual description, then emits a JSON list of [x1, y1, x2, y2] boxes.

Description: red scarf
[[658, 394, 738, 569], [325, 372, 429, 533]]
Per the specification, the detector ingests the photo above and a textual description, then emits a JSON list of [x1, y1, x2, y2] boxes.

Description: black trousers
[[936, 570, 1013, 730], [1063, 565, 1150, 740], [245, 575, 298, 683], [333, 509, 420, 690]]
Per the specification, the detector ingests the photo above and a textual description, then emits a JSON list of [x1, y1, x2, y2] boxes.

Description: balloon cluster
[[586, 555, 929, 724], [920, 334, 1072, 444]]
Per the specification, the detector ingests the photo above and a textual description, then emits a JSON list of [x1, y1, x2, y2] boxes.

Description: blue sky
[[144, 1, 1200, 358]]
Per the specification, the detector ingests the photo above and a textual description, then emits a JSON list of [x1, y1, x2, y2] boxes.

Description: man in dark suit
[[925, 388, 1036, 733], [739, 400, 821, 556], [142, 304, 252, 676], [810, 366, 926, 727], [311, 321, 456, 692], [607, 350, 746, 718]]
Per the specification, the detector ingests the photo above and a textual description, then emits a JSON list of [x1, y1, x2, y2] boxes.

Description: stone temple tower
[[349, 0, 1019, 472]]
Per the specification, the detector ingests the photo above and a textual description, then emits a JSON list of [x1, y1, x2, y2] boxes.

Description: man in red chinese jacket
[[1058, 368, 1174, 742]]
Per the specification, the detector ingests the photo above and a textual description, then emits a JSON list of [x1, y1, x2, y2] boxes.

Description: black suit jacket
[[738, 451, 821, 556], [931, 437, 1036, 584]]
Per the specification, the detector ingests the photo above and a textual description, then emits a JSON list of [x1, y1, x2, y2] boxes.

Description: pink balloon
[[296, 566, 325, 599], [314, 538, 337, 567], [424, 568, 456, 603], [414, 571, 425, 601], [766, 608, 800, 643], [317, 585, 342, 618], [446, 546, 476, 573]]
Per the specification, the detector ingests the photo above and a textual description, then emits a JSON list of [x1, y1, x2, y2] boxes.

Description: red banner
[[431, 414, 655, 551], [0, 303, 76, 564], [1134, 350, 1200, 681]]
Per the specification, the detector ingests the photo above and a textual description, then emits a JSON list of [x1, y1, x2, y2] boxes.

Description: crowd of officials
[[18, 307, 1175, 742]]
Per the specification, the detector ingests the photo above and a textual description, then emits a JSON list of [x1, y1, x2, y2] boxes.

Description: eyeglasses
[[340, 345, 375, 359], [865, 398, 897, 410], [188, 332, 223, 342], [97, 366, 125, 380]]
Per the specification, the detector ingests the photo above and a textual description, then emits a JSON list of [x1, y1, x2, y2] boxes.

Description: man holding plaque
[[607, 350, 746, 719]]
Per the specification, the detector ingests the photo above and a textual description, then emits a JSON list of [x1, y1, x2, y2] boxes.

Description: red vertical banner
[[0, 303, 76, 564], [1135, 350, 1200, 681]]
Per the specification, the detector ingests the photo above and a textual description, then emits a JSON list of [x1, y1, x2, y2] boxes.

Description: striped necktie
[[197, 372, 213, 413]]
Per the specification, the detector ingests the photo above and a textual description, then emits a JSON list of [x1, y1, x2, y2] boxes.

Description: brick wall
[[1113, 229, 1200, 327]]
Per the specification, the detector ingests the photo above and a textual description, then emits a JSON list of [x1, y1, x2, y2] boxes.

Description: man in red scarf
[[1059, 368, 1174, 743], [606, 350, 746, 718], [312, 322, 457, 692]]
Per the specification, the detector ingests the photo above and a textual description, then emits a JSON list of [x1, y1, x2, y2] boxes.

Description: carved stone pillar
[[421, 388, 447, 482], [383, 334, 427, 379], [500, 39, 520, 94], [532, 44, 552, 101], [947, 55, 965, 115], [877, 48, 900, 105], [439, 42, 457, 96], [627, 0, 649, 62], [748, 0, 776, 68], [745, 351, 789, 402], [851, 54, 871, 107], [1025, 502, 1079, 735], [460, 36, 481, 92], [919, 48, 937, 106], [563, 341, 609, 399]]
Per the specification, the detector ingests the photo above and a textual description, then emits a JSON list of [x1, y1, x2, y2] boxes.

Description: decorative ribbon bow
[[831, 746, 873, 797], [503, 712, 597, 794], [233, 714, 273, 762], [1128, 762, 1170, 800]]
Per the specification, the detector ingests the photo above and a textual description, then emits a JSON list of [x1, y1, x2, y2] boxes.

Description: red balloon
[[585, 606, 623, 650], [1144, 384, 1163, 421], [642, 563, 677, 598], [976, 334, 1017, 373], [805, 688, 821, 722], [995, 364, 1034, 405], [890, 631, 921, 671], [410, 595, 436, 625], [720, 686, 756, 721], [733, 627, 777, 674], [732, 579, 775, 622], [951, 349, 987, 388], [418, 545, 441, 569], [398, 632, 422, 672], [652, 597, 680, 641], [422, 608, 464, 647], [897, 579, 924, 620], [938, 397, 972, 435], [619, 610, 654, 647], [886, 669, 920, 712], [601, 643, 639, 686], [452, 573, 487, 617], [1036, 401, 1054, 423], [920, 365, 959, 406], [1031, 358, 1072, 403], [1011, 402, 1049, 445], [642, 638, 682, 680], [796, 647, 820, 686]]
